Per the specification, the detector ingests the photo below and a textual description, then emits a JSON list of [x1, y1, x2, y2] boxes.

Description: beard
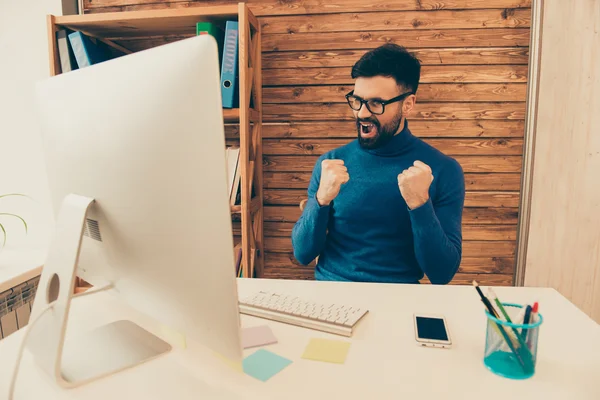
[[356, 110, 403, 149]]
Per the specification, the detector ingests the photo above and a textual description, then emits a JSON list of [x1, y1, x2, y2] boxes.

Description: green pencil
[[487, 288, 513, 323]]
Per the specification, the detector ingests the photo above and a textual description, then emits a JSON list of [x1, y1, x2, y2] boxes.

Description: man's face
[[352, 76, 411, 149]]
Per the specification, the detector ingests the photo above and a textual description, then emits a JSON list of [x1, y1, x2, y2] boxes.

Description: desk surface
[[1, 278, 599, 400]]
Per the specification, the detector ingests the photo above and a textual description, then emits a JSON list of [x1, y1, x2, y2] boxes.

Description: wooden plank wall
[[84, 0, 532, 286]]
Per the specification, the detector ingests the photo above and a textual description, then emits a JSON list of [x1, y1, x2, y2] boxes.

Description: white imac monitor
[[27, 35, 243, 387]]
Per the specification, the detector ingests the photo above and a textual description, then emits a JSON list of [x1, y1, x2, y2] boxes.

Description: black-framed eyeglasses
[[345, 90, 414, 115]]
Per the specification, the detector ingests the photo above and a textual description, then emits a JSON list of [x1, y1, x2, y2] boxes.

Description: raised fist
[[316, 159, 350, 206], [398, 160, 434, 210]]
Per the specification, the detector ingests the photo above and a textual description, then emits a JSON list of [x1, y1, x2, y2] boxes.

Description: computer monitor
[[27, 35, 243, 387]]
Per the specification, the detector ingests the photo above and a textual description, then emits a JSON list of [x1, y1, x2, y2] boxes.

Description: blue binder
[[220, 21, 239, 108], [68, 31, 109, 68]]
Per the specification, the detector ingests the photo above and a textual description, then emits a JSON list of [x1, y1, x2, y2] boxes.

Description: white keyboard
[[238, 291, 368, 337]]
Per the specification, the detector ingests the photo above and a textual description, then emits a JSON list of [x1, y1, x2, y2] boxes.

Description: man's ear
[[403, 94, 417, 116]]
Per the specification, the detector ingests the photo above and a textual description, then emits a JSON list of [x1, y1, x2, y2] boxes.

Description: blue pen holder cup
[[484, 303, 543, 380]]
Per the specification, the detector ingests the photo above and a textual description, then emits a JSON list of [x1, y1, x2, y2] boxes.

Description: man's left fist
[[398, 160, 434, 210]]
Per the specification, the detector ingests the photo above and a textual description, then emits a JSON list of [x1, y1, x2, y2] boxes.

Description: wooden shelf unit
[[46, 3, 264, 278]]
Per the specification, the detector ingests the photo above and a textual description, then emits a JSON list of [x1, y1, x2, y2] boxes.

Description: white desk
[[0, 278, 599, 399]]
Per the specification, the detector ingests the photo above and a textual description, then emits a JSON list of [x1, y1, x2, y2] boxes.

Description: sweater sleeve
[[409, 159, 465, 284], [291, 157, 331, 265]]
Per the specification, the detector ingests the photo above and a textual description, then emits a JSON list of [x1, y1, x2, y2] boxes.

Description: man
[[291, 44, 465, 285]]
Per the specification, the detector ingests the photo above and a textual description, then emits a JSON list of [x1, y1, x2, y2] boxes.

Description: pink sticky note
[[242, 325, 278, 349]]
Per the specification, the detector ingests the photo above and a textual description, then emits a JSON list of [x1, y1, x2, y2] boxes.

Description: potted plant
[[0, 194, 28, 249]]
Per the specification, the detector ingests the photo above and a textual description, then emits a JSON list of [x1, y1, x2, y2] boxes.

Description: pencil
[[472, 281, 530, 373], [473, 281, 498, 318], [487, 288, 513, 323], [487, 288, 521, 344]]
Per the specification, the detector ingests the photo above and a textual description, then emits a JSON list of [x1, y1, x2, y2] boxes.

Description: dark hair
[[351, 44, 421, 94]]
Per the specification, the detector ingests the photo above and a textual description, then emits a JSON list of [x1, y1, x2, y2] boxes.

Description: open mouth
[[359, 121, 377, 138]]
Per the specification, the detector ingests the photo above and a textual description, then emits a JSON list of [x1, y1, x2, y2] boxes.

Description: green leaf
[[0, 222, 6, 249], [0, 213, 28, 234]]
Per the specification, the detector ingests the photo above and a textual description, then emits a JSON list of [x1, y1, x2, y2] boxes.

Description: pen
[[526, 302, 539, 347], [522, 305, 532, 341], [531, 302, 539, 323], [473, 281, 498, 318], [473, 281, 531, 373], [473, 282, 517, 347]]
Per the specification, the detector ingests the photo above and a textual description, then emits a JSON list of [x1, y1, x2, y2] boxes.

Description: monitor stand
[[23, 194, 171, 388]]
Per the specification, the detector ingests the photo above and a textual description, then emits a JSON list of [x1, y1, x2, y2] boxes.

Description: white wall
[[0, 0, 62, 264], [525, 0, 600, 322]]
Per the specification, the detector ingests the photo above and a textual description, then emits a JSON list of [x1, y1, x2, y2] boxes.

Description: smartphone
[[414, 314, 452, 349]]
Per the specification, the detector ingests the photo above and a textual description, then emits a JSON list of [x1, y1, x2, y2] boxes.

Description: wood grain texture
[[263, 189, 520, 208], [260, 221, 516, 241], [264, 84, 528, 103], [260, 265, 513, 285], [263, 48, 529, 69], [251, 120, 525, 139], [47, 16, 61, 76], [264, 253, 514, 274], [55, 7, 239, 38], [524, 0, 600, 321], [264, 236, 516, 256], [264, 65, 528, 86], [263, 206, 518, 225], [85, 0, 533, 15], [102, 41, 531, 65], [83, 0, 531, 286], [228, 121, 524, 139], [260, 9, 531, 34], [263, 172, 521, 192], [420, 273, 513, 285], [263, 103, 526, 122], [263, 156, 523, 175], [262, 29, 531, 51], [113, 34, 192, 52], [263, 138, 523, 156]]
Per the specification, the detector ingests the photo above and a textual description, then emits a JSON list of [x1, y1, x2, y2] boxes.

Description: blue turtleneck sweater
[[291, 120, 465, 284]]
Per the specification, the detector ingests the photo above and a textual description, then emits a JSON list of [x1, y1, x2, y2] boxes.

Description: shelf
[[230, 197, 261, 215], [54, 6, 240, 39], [223, 108, 260, 123], [48, 3, 263, 279]]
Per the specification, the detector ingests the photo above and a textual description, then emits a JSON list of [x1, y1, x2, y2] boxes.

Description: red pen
[[531, 302, 539, 323], [525, 302, 539, 348]]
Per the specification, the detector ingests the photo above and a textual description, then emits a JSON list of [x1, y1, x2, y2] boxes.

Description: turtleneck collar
[[360, 118, 416, 157]]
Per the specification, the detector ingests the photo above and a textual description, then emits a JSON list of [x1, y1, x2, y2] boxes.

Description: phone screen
[[416, 316, 448, 341]]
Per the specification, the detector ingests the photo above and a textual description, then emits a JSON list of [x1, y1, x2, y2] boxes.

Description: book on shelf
[[233, 243, 242, 277], [56, 30, 79, 73], [68, 31, 109, 68], [196, 22, 224, 69], [58, 31, 125, 72], [226, 147, 241, 206], [59, 23, 240, 107], [226, 147, 257, 208], [220, 21, 239, 109]]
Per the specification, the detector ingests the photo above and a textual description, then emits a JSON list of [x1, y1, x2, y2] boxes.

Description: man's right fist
[[316, 159, 350, 206]]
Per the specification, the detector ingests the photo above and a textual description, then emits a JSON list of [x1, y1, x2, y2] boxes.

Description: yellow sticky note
[[301, 338, 351, 364], [214, 351, 244, 373]]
